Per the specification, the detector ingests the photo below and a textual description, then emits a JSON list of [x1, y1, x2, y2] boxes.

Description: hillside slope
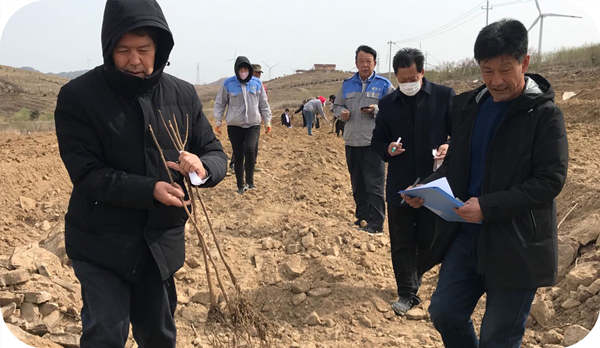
[[0, 65, 66, 120]]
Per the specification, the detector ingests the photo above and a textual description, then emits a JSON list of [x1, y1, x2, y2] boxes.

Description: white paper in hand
[[400, 177, 469, 223], [179, 150, 209, 186], [189, 172, 209, 186], [412, 177, 454, 196]]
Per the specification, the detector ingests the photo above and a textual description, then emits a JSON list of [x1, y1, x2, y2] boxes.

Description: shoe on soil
[[391, 296, 420, 316], [364, 225, 383, 235], [237, 185, 248, 195]]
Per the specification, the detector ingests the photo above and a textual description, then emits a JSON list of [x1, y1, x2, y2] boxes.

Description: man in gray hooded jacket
[[214, 57, 272, 194]]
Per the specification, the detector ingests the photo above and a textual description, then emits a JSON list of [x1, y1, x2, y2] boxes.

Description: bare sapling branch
[[150, 112, 271, 346]]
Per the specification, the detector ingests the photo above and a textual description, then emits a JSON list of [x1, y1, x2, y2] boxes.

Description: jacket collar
[[474, 75, 543, 104], [421, 77, 433, 95], [103, 65, 162, 98], [353, 71, 376, 84]]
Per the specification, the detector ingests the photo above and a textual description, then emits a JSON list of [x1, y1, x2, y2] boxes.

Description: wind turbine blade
[[528, 16, 541, 32], [543, 13, 582, 19], [534, 0, 541, 14]]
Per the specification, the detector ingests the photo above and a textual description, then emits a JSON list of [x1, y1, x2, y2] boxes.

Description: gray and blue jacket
[[334, 72, 394, 147], [213, 74, 272, 128], [303, 98, 325, 117]]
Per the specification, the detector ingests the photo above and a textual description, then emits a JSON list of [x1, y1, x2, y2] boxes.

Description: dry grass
[[539, 43, 600, 68], [425, 44, 600, 85]]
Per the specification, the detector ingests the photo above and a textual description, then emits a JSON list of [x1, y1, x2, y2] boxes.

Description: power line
[[387, 11, 484, 76], [482, 0, 532, 26], [494, 0, 531, 8], [395, 1, 486, 44], [401, 11, 485, 45]]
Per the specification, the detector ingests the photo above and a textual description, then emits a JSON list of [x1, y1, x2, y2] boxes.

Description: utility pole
[[387, 40, 396, 81], [482, 0, 493, 26]]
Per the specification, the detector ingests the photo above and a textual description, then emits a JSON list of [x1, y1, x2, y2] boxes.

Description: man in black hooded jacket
[[403, 19, 568, 348], [54, 1, 227, 347]]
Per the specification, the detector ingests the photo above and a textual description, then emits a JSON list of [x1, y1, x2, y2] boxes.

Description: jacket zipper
[[512, 219, 528, 248], [529, 210, 537, 242]]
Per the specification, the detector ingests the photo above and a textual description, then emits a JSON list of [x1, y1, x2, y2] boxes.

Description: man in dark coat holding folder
[[403, 19, 568, 348], [54, 0, 227, 346], [372, 48, 454, 315]]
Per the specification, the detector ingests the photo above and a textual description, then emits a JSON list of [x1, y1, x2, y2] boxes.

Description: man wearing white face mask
[[372, 48, 455, 316], [214, 56, 272, 194]]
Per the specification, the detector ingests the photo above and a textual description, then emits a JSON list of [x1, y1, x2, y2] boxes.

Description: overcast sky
[[1, 0, 599, 84]]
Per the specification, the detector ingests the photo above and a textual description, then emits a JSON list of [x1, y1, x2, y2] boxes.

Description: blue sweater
[[468, 96, 509, 197]]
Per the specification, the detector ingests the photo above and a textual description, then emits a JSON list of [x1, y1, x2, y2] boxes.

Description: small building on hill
[[296, 64, 337, 73], [313, 64, 336, 71]]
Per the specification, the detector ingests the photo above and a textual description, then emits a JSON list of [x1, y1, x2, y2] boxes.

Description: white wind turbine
[[262, 61, 279, 81], [528, 0, 582, 61]]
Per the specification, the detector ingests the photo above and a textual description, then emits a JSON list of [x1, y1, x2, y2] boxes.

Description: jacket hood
[[101, 0, 173, 71], [234, 56, 253, 83], [100, 0, 174, 95], [474, 73, 554, 108]]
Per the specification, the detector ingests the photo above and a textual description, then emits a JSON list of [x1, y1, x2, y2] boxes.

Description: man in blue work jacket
[[334, 45, 394, 234]]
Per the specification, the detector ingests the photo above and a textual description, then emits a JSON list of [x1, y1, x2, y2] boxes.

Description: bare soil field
[[0, 64, 599, 347]]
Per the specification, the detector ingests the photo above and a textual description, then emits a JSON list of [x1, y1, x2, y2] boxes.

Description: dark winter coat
[[54, 0, 227, 282], [422, 74, 568, 288], [281, 112, 291, 127], [372, 78, 455, 207]]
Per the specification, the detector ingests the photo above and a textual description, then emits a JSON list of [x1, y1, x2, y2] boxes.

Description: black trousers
[[345, 145, 385, 229], [335, 119, 345, 136], [387, 203, 436, 301], [227, 125, 260, 189], [72, 257, 177, 348]]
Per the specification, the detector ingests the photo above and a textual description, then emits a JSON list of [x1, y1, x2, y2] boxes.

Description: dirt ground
[[1, 64, 600, 347]]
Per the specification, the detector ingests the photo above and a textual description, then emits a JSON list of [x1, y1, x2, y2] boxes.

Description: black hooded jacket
[[421, 74, 568, 288], [234, 56, 253, 83], [54, 0, 227, 281]]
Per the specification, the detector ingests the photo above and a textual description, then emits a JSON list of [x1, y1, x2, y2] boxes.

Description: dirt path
[[1, 65, 600, 347]]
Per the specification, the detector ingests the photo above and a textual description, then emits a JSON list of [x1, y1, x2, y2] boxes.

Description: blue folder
[[398, 186, 473, 223]]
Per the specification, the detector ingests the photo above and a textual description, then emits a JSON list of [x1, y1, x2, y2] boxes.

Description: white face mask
[[398, 80, 421, 96], [239, 71, 249, 80]]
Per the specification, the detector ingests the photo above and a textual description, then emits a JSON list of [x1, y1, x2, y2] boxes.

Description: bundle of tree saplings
[[149, 111, 270, 347]]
